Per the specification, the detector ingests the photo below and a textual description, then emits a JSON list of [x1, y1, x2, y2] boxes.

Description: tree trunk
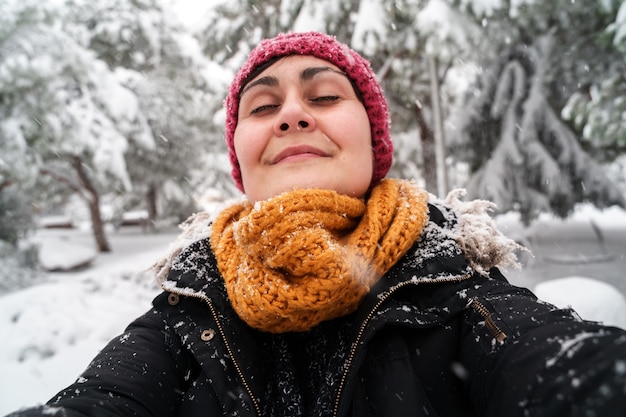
[[415, 100, 437, 194], [145, 183, 158, 232], [428, 56, 449, 198], [86, 191, 111, 252], [70, 156, 111, 252]]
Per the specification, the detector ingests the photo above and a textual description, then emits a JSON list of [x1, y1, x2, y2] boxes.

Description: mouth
[[271, 145, 330, 164]]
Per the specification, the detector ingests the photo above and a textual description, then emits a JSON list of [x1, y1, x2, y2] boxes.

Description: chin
[[286, 181, 367, 198], [248, 177, 368, 202]]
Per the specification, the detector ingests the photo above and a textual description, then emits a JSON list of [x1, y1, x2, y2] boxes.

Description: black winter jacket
[[8, 204, 626, 417]]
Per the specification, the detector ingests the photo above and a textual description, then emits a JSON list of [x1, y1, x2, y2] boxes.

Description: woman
[[8, 31, 626, 417]]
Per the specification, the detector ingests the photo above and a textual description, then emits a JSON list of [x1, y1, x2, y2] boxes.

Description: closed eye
[[311, 95, 340, 103], [250, 104, 279, 115]]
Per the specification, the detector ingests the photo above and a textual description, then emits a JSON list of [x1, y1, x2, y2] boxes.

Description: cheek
[[233, 125, 262, 172], [347, 112, 373, 160]]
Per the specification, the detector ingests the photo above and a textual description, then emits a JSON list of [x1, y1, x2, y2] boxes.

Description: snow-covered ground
[[0, 226, 175, 414], [1, 204, 625, 414]]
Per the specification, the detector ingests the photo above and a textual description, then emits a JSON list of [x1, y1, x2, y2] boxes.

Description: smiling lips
[[271, 145, 330, 164]]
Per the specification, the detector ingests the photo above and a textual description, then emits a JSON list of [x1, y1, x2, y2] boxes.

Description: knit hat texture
[[224, 31, 393, 193]]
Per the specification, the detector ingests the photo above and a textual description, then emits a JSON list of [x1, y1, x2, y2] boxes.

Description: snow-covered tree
[[561, 1, 626, 162], [448, 0, 625, 223], [0, 3, 52, 201], [0, 185, 34, 246], [0, 0, 154, 251], [353, 0, 432, 188], [60, 0, 228, 226], [456, 36, 624, 224], [197, 0, 311, 64], [366, 0, 484, 195], [121, 68, 225, 223]]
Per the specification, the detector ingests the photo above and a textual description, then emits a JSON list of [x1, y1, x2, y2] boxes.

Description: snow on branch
[[455, 32, 625, 223]]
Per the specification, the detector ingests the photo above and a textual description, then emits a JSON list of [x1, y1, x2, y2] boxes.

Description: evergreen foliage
[[448, 0, 625, 223]]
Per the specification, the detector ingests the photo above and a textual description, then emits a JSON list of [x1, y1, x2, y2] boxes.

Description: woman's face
[[234, 55, 374, 204]]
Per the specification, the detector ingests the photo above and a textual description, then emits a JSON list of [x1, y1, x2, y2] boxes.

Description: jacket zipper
[[466, 297, 508, 343], [332, 273, 473, 417], [166, 288, 262, 417]]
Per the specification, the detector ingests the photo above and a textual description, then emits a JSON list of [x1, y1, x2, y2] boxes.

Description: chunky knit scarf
[[210, 179, 429, 333]]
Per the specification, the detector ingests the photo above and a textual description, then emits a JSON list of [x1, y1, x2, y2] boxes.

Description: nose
[[273, 97, 315, 135], [278, 120, 310, 131]]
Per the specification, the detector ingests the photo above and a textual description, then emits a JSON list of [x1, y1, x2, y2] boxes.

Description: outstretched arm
[[463, 273, 626, 417], [7, 309, 195, 417]]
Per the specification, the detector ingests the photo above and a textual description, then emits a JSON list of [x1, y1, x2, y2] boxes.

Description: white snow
[[535, 277, 626, 329], [0, 227, 175, 414], [33, 236, 96, 272], [167, 0, 223, 31], [1, 205, 626, 414], [351, 0, 388, 55]]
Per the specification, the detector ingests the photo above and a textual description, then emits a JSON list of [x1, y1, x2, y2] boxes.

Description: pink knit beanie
[[224, 31, 393, 193]]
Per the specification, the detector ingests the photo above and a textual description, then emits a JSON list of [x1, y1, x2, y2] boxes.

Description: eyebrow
[[239, 66, 349, 98], [240, 75, 279, 97], [301, 66, 347, 81]]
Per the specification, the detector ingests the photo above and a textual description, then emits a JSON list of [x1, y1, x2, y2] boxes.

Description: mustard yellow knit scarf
[[210, 179, 429, 333]]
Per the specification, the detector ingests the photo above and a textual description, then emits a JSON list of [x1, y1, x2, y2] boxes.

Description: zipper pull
[[466, 298, 507, 343]]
